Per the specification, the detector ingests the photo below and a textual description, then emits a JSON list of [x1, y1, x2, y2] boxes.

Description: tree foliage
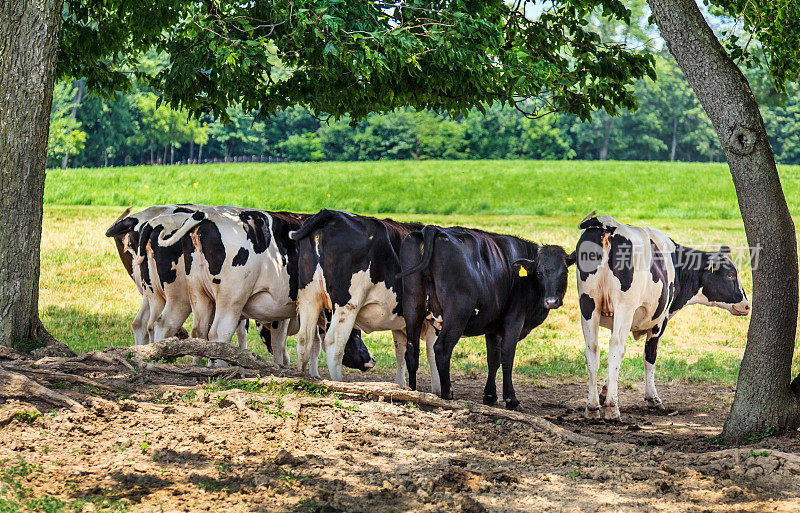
[[58, 0, 655, 123]]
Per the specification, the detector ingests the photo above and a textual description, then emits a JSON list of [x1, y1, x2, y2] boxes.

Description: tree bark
[[0, 0, 64, 348], [649, 0, 800, 444]]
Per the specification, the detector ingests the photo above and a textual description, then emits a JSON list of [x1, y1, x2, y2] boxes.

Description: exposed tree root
[[0, 337, 595, 447], [0, 368, 84, 412], [114, 337, 278, 373], [247, 376, 600, 446]]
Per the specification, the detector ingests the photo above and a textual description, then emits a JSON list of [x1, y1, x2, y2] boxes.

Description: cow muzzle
[[544, 297, 561, 310], [362, 358, 376, 371], [731, 302, 750, 316]]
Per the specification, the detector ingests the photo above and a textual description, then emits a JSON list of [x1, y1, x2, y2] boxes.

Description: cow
[[107, 206, 369, 371], [148, 208, 375, 374], [136, 209, 256, 362], [576, 214, 750, 420], [106, 204, 210, 346], [289, 209, 440, 391], [398, 225, 575, 410]]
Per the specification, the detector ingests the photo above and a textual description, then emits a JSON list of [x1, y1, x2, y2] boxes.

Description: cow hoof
[[604, 406, 620, 421], [645, 398, 666, 410], [584, 407, 601, 419], [482, 394, 498, 406], [505, 401, 523, 412]]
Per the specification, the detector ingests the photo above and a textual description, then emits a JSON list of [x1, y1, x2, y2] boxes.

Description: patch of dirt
[[1, 368, 800, 512]]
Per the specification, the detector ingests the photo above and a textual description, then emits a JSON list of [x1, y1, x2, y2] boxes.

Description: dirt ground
[[1, 367, 800, 512]]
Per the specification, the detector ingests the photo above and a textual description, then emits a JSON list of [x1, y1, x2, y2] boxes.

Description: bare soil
[[1, 367, 800, 512]]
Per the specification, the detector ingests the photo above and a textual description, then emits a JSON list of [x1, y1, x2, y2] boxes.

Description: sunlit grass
[[45, 160, 800, 220]]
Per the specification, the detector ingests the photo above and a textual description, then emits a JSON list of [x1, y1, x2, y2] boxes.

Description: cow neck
[[669, 243, 710, 314]]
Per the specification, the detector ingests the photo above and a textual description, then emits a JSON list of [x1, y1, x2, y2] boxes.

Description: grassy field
[[39, 160, 800, 388], [46, 159, 800, 219]]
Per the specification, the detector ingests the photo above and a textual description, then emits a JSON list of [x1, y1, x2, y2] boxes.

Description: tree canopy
[[58, 0, 655, 123]]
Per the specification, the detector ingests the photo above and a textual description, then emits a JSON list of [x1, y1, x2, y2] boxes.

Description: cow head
[[514, 245, 576, 310], [341, 330, 376, 372], [691, 246, 750, 316]]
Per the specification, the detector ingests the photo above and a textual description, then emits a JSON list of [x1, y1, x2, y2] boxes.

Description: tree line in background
[[49, 53, 799, 168]]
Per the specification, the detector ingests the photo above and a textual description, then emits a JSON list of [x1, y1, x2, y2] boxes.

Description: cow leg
[[308, 327, 323, 379], [323, 305, 360, 382], [500, 320, 525, 411], [270, 320, 291, 367], [145, 294, 166, 343], [644, 320, 668, 410], [189, 294, 214, 365], [296, 293, 324, 376], [132, 299, 150, 346], [581, 307, 602, 419], [391, 329, 407, 388], [483, 333, 501, 406], [208, 309, 246, 367], [599, 377, 609, 405], [433, 319, 468, 400], [423, 325, 441, 396], [235, 319, 248, 349], [604, 309, 634, 420], [153, 300, 192, 344]]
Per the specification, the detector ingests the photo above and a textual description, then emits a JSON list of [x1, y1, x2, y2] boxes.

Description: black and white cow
[[576, 214, 750, 420], [135, 209, 253, 361], [105, 204, 214, 346], [106, 206, 355, 369], [149, 208, 375, 374], [399, 225, 575, 410], [289, 209, 440, 390]]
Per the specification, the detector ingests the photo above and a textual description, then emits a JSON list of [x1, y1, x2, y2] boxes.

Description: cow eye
[[537, 270, 544, 278]]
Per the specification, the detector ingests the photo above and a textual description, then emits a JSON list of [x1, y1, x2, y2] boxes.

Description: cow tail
[[397, 225, 438, 279], [157, 211, 206, 247], [288, 209, 334, 241], [105, 213, 136, 238]]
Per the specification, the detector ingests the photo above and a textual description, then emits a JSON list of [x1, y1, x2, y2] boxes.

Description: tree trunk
[[170, 145, 174, 165], [162, 145, 167, 165], [649, 0, 800, 444], [149, 140, 154, 164], [189, 140, 194, 162], [670, 116, 678, 162], [0, 0, 64, 349], [198, 144, 203, 163], [599, 117, 614, 160], [60, 80, 84, 169]]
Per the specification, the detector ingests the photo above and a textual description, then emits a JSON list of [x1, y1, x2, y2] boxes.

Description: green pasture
[[39, 160, 800, 389]]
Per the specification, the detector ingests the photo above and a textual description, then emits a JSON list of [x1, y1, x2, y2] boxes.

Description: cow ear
[[566, 251, 576, 267], [512, 258, 535, 278]]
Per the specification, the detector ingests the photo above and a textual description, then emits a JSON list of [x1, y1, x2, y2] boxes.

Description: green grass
[[46, 160, 800, 219], [38, 160, 800, 388]]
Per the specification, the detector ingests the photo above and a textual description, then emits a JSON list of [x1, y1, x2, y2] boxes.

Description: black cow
[[576, 214, 750, 419], [290, 210, 440, 388], [399, 225, 575, 410]]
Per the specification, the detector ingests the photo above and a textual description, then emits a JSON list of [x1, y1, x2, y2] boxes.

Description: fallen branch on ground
[[112, 337, 279, 373], [0, 368, 84, 412], [248, 376, 600, 446]]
